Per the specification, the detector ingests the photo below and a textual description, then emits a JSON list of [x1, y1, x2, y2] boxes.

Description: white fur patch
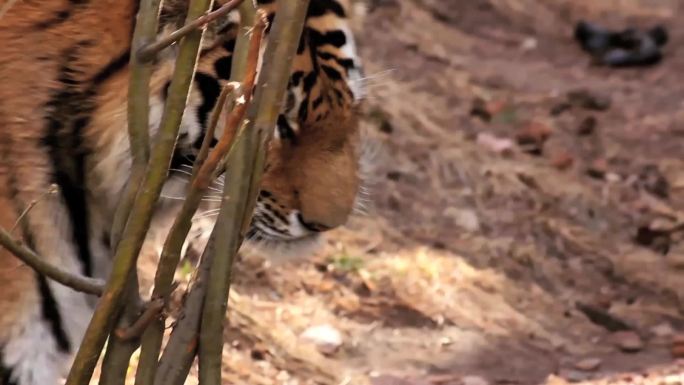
[[3, 312, 68, 385]]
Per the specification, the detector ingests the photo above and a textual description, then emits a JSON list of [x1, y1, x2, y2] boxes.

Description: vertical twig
[[150, 4, 257, 383], [98, 1, 162, 382], [135, 11, 264, 385], [111, 0, 162, 246], [99, 275, 144, 385], [64, 0, 215, 383], [134, 63, 244, 385], [197, 1, 311, 384], [152, 235, 216, 385]]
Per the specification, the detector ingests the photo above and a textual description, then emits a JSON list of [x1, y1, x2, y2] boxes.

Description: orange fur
[[0, 0, 362, 383]]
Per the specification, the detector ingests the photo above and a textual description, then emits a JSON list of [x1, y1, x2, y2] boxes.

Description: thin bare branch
[[135, 13, 265, 385], [191, 10, 266, 192], [198, 2, 311, 384], [137, 0, 244, 62], [99, 276, 144, 385], [149, 3, 257, 383], [99, 0, 166, 381], [112, 0, 163, 245], [153, 235, 216, 385], [10, 184, 58, 234], [190, 81, 240, 180], [0, 227, 104, 296], [64, 0, 215, 383]]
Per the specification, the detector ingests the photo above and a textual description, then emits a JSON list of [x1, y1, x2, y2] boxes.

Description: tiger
[[0, 0, 365, 384]]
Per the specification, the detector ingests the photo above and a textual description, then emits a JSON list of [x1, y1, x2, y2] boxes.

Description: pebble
[[574, 357, 602, 371], [300, 324, 343, 355], [612, 330, 644, 353], [462, 375, 489, 385]]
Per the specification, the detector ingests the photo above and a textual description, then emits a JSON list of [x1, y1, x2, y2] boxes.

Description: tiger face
[[160, 0, 365, 255]]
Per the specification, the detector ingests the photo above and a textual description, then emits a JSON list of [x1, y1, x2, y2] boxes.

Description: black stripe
[[37, 275, 72, 352], [317, 51, 355, 70], [213, 55, 233, 80], [41, 39, 132, 278], [321, 64, 342, 81], [37, 38, 133, 355], [91, 51, 130, 85], [33, 0, 91, 30], [302, 71, 317, 93], [277, 115, 297, 141], [307, 28, 347, 48], [192, 72, 222, 139], [43, 81, 94, 277], [0, 350, 17, 385], [307, 0, 346, 18]]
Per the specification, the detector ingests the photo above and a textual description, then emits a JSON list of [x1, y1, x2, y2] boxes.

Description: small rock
[[485, 99, 509, 117], [445, 208, 481, 232], [666, 252, 684, 269], [550, 151, 574, 171], [605, 172, 621, 183], [586, 158, 608, 179], [612, 331, 644, 353], [516, 120, 553, 155], [672, 344, 684, 358], [300, 324, 343, 355], [476, 133, 515, 156], [371, 375, 430, 385], [634, 225, 671, 254], [386, 171, 403, 181], [672, 333, 684, 345], [521, 37, 538, 51], [672, 333, 684, 358], [651, 323, 675, 338], [567, 89, 611, 111], [574, 358, 602, 371], [577, 116, 597, 136], [470, 98, 508, 122], [559, 369, 590, 382], [371, 375, 411, 385], [544, 374, 571, 385], [638, 164, 669, 199], [550, 101, 572, 116], [462, 375, 489, 385]]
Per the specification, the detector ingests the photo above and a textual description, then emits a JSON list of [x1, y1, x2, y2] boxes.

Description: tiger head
[[160, 0, 367, 257]]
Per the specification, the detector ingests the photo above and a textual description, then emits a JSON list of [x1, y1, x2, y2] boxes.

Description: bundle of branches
[[0, 0, 310, 384]]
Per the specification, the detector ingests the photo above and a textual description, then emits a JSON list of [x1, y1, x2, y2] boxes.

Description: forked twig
[[10, 184, 58, 235], [134, 13, 266, 385], [137, 0, 245, 62], [192, 9, 268, 191], [198, 1, 311, 384], [114, 298, 166, 341], [64, 0, 216, 383]]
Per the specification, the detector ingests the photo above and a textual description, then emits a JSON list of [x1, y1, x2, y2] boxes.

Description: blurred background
[[159, 1, 684, 384]]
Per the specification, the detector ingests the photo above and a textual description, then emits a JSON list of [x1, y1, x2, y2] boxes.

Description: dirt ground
[[154, 1, 684, 384]]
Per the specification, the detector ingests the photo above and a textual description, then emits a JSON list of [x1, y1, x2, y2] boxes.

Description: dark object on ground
[[574, 21, 668, 67], [576, 302, 632, 332]]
